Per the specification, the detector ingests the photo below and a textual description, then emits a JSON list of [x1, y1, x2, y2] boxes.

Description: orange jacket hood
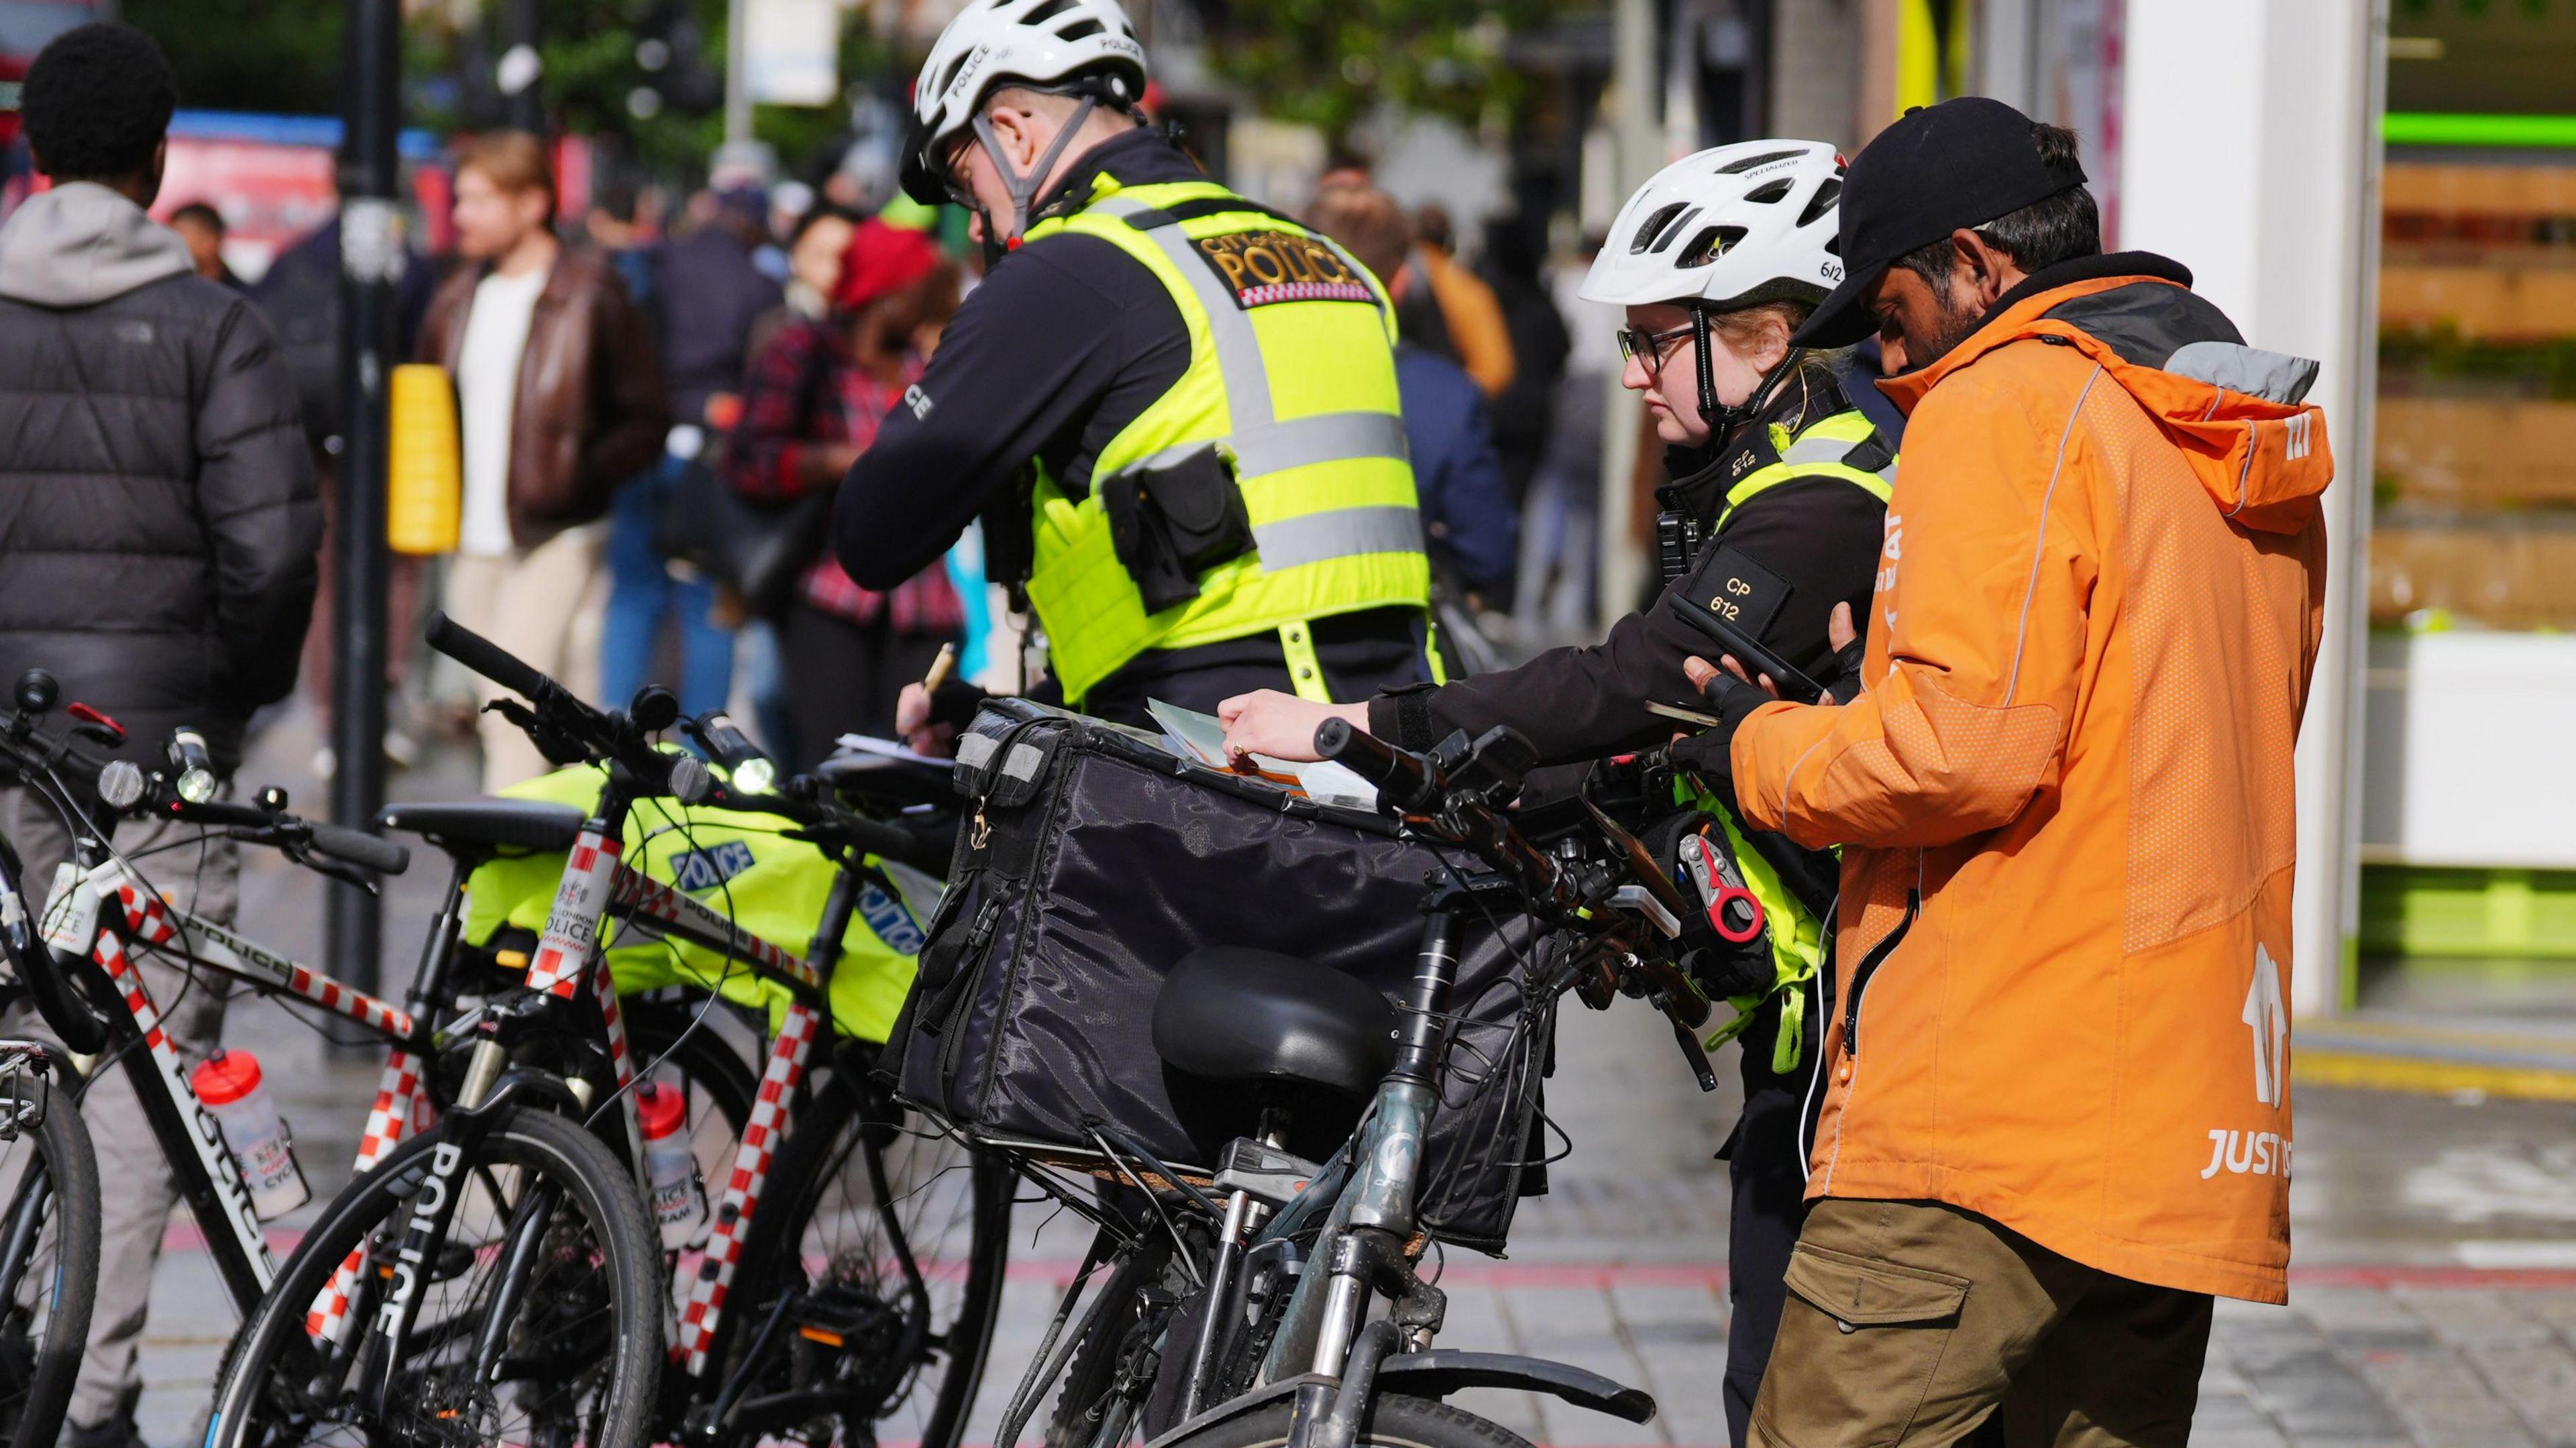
[[1883, 270, 2332, 535]]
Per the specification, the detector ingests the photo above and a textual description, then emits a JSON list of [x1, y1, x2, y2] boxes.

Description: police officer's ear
[[978, 95, 1050, 174]]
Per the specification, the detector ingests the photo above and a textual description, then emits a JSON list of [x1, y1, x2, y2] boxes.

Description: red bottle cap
[[191, 1049, 263, 1107], [636, 1082, 688, 1140]]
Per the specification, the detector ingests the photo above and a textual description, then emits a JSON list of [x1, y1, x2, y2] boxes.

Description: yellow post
[[386, 362, 460, 555]]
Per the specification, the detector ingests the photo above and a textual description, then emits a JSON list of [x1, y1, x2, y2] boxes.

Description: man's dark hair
[[170, 201, 225, 235], [21, 23, 177, 182], [1896, 122, 2100, 304]]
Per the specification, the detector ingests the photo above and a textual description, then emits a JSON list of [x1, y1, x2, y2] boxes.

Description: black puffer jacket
[[0, 182, 321, 769]]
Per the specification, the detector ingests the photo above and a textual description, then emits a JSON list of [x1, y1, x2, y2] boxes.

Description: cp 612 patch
[[1192, 229, 1379, 309]]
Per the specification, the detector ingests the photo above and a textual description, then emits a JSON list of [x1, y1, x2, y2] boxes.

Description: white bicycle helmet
[[1581, 140, 1846, 435], [903, 0, 1148, 241]]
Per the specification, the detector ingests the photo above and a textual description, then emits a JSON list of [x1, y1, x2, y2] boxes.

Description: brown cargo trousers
[[1749, 1198, 2214, 1448]]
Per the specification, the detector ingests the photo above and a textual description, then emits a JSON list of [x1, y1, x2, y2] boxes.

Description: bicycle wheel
[[205, 1105, 662, 1448], [0, 1074, 97, 1448], [1045, 1227, 1203, 1448], [707, 1049, 1012, 1448], [1165, 1394, 1533, 1448]]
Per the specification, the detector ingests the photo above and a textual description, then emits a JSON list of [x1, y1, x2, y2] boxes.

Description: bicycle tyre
[[1164, 1393, 1534, 1448], [709, 1054, 1012, 1448], [0, 1075, 96, 1448], [205, 1105, 662, 1448]]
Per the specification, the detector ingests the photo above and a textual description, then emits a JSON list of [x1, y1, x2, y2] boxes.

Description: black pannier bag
[[883, 698, 1556, 1254]]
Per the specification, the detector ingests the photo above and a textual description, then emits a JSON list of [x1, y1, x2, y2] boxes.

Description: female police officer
[[1220, 140, 1892, 1442]]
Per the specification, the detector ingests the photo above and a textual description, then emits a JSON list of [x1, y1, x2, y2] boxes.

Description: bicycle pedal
[[1213, 1138, 1320, 1207], [788, 1285, 904, 1353]]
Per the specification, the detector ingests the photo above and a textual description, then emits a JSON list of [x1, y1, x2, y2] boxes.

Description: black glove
[[1664, 669, 1774, 798], [1818, 631, 1868, 705], [925, 680, 991, 731]]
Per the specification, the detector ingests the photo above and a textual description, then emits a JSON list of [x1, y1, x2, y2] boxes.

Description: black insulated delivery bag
[[883, 698, 1554, 1254]]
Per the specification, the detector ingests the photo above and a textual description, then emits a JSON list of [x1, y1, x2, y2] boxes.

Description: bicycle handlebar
[[1312, 718, 1437, 814], [424, 612, 559, 709], [138, 791, 412, 875]]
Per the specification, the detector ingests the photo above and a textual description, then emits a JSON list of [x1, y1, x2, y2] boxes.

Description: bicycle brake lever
[[1666, 1008, 1719, 1093]]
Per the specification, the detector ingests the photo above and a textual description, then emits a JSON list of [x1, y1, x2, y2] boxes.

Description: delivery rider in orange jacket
[[1669, 99, 2332, 1446]]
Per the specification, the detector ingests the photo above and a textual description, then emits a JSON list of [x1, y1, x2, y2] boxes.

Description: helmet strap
[[970, 94, 1101, 260], [1693, 299, 1807, 447]]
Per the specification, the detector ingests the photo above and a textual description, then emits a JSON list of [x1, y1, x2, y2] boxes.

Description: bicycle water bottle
[[637, 1082, 708, 1247], [190, 1050, 311, 1219]]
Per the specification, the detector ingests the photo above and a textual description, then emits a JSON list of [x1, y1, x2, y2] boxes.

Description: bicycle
[[0, 663, 674, 1448], [975, 720, 1723, 1448], [209, 616, 1010, 1448]]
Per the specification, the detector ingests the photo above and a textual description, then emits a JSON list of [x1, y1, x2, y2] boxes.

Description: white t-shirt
[[455, 266, 551, 558]]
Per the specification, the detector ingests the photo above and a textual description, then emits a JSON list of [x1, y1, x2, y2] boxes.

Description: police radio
[[1656, 509, 1702, 586]]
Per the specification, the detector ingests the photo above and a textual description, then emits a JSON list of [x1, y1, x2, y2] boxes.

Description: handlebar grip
[[167, 797, 271, 829], [425, 612, 556, 702], [1313, 718, 1434, 812], [306, 822, 411, 876]]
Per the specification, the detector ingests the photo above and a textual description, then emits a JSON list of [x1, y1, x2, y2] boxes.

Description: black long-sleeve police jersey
[[1368, 361, 1891, 765], [833, 128, 1427, 724]]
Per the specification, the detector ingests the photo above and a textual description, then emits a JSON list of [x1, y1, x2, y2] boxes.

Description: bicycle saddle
[[376, 799, 586, 854], [1152, 948, 1397, 1101]]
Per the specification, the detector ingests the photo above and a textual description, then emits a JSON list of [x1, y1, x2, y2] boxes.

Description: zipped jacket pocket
[[1841, 887, 1920, 1059]]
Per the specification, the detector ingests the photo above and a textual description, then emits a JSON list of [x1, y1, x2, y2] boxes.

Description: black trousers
[[1723, 979, 1822, 1447], [778, 604, 957, 769]]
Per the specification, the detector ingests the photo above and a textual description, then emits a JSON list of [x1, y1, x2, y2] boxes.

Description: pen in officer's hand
[[920, 642, 958, 696]]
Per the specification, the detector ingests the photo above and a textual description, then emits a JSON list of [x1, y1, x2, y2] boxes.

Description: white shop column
[[2121, 1, 2387, 1017]]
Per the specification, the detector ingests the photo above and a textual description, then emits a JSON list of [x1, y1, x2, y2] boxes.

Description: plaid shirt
[[724, 318, 965, 632]]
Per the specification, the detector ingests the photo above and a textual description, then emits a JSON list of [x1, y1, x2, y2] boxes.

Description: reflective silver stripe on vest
[[1780, 431, 1870, 469], [1252, 505, 1426, 569], [1130, 410, 1410, 479]]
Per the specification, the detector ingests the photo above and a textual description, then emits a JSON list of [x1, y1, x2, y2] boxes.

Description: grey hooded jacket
[[0, 182, 321, 769]]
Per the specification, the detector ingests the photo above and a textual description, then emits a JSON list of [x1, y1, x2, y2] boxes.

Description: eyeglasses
[[1616, 322, 1697, 378]]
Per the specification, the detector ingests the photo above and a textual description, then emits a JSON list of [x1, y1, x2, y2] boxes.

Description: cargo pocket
[[1759, 1242, 1971, 1447]]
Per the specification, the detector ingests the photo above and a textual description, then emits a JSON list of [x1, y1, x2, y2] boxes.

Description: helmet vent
[[1022, 0, 1076, 23], [1676, 225, 1746, 269], [1743, 178, 1794, 205], [1629, 201, 1686, 255], [1717, 149, 1804, 174], [1058, 17, 1104, 39], [1797, 178, 1842, 228]]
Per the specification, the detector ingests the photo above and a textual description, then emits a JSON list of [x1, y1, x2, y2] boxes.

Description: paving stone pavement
[[103, 714, 2576, 1446]]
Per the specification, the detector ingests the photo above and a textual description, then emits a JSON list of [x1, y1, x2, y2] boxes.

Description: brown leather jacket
[[417, 245, 670, 548]]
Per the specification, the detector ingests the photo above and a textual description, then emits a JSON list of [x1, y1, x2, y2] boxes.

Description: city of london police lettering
[[1197, 231, 1364, 298]]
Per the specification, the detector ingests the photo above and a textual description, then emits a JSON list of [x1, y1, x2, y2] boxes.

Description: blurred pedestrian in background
[[1478, 215, 1571, 516], [724, 219, 963, 764], [0, 25, 320, 1447], [1306, 185, 1517, 673], [747, 201, 859, 374], [1410, 203, 1515, 398], [252, 182, 437, 775], [417, 130, 669, 789], [596, 184, 780, 720], [166, 200, 241, 288], [1515, 235, 1619, 643]]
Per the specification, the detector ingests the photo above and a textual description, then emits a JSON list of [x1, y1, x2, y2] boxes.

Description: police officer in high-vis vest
[[1219, 142, 1892, 1444], [839, 0, 1437, 742]]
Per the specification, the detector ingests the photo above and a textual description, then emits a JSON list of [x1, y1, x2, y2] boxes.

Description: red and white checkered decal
[[529, 829, 623, 997], [112, 876, 416, 1037], [672, 1002, 822, 1374], [308, 1047, 433, 1342]]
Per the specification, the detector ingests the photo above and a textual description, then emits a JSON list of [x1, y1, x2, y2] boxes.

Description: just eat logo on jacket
[[1192, 231, 1378, 309]]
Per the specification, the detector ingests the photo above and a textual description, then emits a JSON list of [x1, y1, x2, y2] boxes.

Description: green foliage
[[1203, 0, 1583, 146], [2381, 325, 2576, 401], [125, 0, 342, 115]]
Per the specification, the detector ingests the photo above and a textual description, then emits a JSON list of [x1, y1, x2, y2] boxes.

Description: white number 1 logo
[[2242, 944, 2288, 1107]]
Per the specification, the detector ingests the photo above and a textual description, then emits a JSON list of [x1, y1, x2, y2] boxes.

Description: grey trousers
[[0, 787, 235, 1431]]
